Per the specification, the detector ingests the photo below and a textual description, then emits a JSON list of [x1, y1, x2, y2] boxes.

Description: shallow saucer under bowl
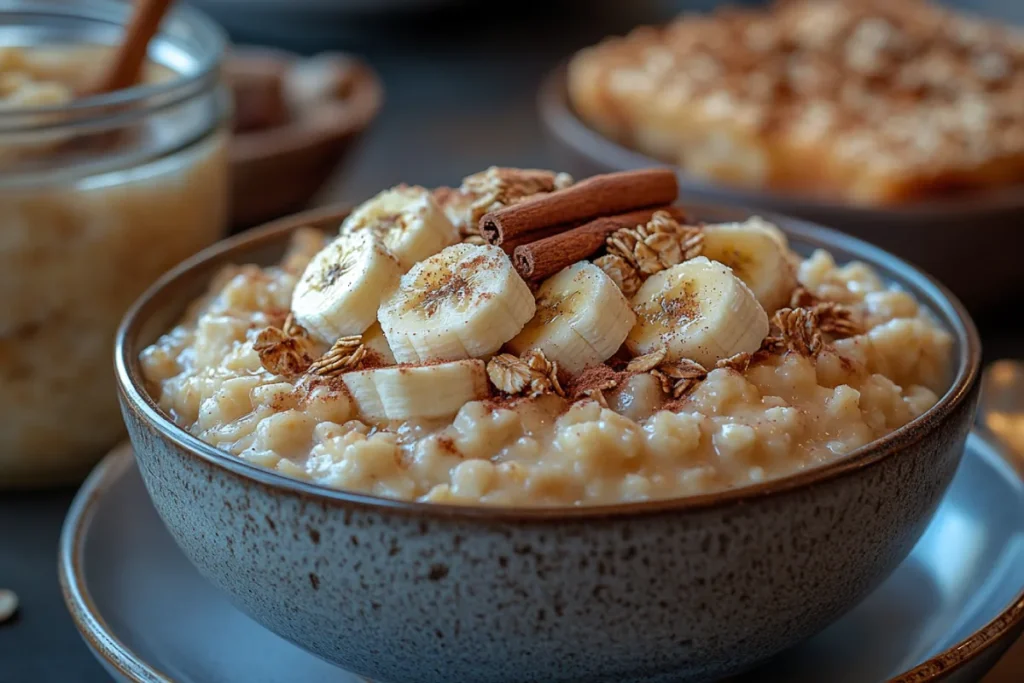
[[113, 201, 980, 683], [537, 64, 1024, 317], [59, 435, 1023, 683]]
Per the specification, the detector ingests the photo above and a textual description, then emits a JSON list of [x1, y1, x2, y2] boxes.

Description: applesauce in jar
[[0, 1, 229, 486]]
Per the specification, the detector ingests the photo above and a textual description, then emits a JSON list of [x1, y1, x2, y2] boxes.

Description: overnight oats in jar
[[0, 1, 229, 486]]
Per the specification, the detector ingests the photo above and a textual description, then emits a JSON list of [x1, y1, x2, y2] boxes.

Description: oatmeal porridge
[[142, 168, 952, 506], [0, 17, 228, 486]]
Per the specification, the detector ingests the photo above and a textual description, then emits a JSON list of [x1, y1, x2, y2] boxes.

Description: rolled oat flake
[[0, 588, 18, 623]]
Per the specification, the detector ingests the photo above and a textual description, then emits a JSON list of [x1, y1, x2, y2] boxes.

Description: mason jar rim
[[0, 0, 227, 132]]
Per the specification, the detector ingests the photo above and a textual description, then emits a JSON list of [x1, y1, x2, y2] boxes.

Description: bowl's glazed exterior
[[115, 204, 981, 683], [538, 64, 1024, 319]]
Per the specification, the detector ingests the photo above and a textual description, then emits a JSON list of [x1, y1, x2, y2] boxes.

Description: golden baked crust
[[568, 0, 1024, 204]]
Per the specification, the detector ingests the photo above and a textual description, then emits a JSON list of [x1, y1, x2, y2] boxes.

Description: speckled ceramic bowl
[[538, 63, 1024, 318], [114, 203, 981, 683]]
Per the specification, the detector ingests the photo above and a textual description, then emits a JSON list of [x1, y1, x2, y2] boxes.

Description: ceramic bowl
[[114, 203, 981, 683], [538, 64, 1024, 318]]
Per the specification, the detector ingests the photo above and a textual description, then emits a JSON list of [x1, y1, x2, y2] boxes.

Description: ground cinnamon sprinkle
[[567, 364, 633, 400]]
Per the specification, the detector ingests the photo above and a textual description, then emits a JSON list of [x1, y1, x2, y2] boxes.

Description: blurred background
[[204, 0, 1024, 202]]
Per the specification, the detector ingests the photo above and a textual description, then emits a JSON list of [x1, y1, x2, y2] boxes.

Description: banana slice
[[378, 243, 535, 363], [506, 262, 636, 374], [362, 321, 396, 365], [341, 185, 459, 271], [342, 359, 489, 421], [627, 256, 769, 367], [700, 217, 797, 312], [291, 232, 401, 344]]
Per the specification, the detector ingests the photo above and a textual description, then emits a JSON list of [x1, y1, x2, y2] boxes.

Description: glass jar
[[0, 0, 230, 486]]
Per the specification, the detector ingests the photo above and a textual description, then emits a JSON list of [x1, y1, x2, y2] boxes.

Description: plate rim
[[58, 434, 1024, 683]]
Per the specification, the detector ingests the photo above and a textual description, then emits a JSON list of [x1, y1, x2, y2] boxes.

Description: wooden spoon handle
[[91, 0, 175, 95]]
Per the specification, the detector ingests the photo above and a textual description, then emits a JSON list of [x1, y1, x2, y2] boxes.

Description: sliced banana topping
[[341, 185, 459, 271], [701, 217, 796, 312], [362, 320, 396, 365], [342, 359, 489, 421], [507, 261, 636, 374], [378, 243, 535, 363], [627, 256, 769, 367], [291, 232, 401, 344]]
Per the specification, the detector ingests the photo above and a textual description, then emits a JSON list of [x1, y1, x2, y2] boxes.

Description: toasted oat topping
[[626, 345, 667, 373], [487, 353, 534, 394], [579, 0, 1024, 173], [715, 351, 753, 373], [308, 335, 367, 376], [593, 254, 642, 297], [789, 286, 820, 309], [770, 301, 860, 357], [487, 349, 566, 398], [606, 210, 703, 276], [254, 325, 316, 378], [814, 302, 862, 337], [440, 167, 575, 238], [522, 349, 566, 398], [651, 358, 708, 398]]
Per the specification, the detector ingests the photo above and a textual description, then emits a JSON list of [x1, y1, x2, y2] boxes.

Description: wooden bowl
[[227, 48, 382, 230], [115, 202, 980, 683], [538, 63, 1024, 318]]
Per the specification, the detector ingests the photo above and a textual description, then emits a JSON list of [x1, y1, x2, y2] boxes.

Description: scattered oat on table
[[0, 589, 19, 623]]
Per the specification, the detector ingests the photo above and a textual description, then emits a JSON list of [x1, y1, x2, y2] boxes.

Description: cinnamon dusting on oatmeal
[[568, 364, 630, 402]]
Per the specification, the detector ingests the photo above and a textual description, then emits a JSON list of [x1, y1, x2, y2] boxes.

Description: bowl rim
[[114, 201, 981, 522], [538, 62, 1024, 218]]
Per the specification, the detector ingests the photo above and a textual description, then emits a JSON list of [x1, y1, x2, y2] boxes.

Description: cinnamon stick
[[89, 0, 174, 96], [513, 206, 687, 281], [498, 222, 572, 254], [481, 168, 678, 246]]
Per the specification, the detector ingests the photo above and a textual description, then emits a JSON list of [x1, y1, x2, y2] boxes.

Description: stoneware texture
[[114, 204, 981, 683], [537, 64, 1024, 318], [58, 432, 1024, 683]]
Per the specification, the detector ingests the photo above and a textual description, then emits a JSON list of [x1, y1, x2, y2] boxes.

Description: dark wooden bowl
[[228, 48, 382, 231], [538, 63, 1024, 318]]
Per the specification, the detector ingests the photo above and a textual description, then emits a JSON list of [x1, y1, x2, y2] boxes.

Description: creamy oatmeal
[[0, 32, 228, 485], [142, 168, 952, 506]]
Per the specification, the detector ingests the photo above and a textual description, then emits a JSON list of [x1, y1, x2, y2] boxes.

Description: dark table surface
[[1, 1, 1022, 681]]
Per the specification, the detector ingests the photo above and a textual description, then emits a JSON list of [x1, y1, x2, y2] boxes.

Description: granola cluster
[[596, 210, 704, 297], [486, 349, 565, 398], [253, 318, 316, 379], [255, 317, 370, 379], [434, 167, 574, 242], [769, 303, 862, 357]]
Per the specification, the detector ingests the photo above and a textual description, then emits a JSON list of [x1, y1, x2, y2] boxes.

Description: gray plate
[[59, 434, 1023, 683]]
